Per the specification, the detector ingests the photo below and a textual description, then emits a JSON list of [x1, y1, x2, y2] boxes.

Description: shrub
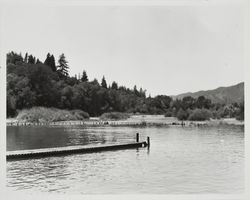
[[70, 109, 89, 120], [211, 110, 221, 119], [164, 110, 173, 117], [188, 109, 212, 121], [17, 107, 52, 122], [51, 109, 77, 122], [100, 112, 130, 120], [17, 107, 89, 122], [176, 108, 189, 120]]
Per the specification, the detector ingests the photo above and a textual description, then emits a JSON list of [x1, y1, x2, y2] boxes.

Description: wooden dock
[[7, 133, 150, 161]]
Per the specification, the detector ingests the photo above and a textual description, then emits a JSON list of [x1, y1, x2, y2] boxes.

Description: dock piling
[[136, 133, 139, 142], [147, 136, 150, 148]]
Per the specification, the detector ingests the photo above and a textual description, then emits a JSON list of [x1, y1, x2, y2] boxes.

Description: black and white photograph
[[0, 0, 249, 199]]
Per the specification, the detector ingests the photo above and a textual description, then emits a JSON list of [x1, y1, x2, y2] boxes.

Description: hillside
[[173, 82, 244, 104]]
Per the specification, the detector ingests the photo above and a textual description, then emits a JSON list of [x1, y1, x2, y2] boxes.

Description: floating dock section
[[7, 133, 150, 161]]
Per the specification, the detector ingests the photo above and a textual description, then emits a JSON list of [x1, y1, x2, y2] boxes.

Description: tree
[[9, 51, 235, 118], [57, 53, 69, 78], [139, 87, 146, 98], [44, 53, 56, 72], [91, 78, 99, 86], [36, 59, 42, 64], [133, 85, 140, 96], [65, 76, 79, 86], [6, 51, 23, 65], [27, 63, 60, 107], [60, 86, 73, 109], [24, 53, 28, 63], [7, 73, 37, 116], [196, 96, 206, 109], [44, 53, 51, 64], [81, 70, 88, 82], [176, 108, 189, 120], [101, 76, 107, 89], [50, 55, 56, 71], [182, 96, 195, 110], [28, 55, 36, 64], [111, 81, 118, 90]]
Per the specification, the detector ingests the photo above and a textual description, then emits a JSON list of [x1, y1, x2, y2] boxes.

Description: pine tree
[[57, 53, 69, 78], [44, 53, 56, 72], [24, 53, 28, 63], [139, 87, 146, 98], [50, 55, 56, 72], [36, 59, 42, 64], [44, 53, 51, 65], [101, 76, 107, 88], [81, 70, 88, 82], [28, 55, 35, 64], [133, 85, 141, 96], [111, 81, 118, 90]]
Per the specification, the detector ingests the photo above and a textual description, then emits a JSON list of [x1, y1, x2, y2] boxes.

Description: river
[[6, 116, 244, 194]]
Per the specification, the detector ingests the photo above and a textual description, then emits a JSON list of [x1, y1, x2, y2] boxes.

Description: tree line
[[7, 51, 244, 120]]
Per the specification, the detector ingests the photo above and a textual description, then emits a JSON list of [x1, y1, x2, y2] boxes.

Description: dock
[[7, 133, 150, 161]]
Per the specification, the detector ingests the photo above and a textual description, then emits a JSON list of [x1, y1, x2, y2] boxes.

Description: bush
[[100, 112, 130, 120], [164, 110, 173, 117], [211, 110, 221, 119], [188, 109, 212, 121], [17, 107, 89, 122], [176, 108, 189, 120], [70, 109, 89, 120]]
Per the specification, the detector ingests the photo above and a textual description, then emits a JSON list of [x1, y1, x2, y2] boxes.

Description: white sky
[[0, 2, 244, 96]]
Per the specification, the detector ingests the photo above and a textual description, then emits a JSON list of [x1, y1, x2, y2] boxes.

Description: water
[[6, 117, 244, 194]]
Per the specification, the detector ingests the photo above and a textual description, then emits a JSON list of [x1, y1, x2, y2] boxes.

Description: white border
[[0, 0, 249, 200]]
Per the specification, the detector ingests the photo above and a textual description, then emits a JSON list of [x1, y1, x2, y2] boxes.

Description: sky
[[0, 2, 244, 96]]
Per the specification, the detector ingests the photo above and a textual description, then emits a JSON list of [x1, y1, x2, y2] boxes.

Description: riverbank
[[6, 115, 244, 127]]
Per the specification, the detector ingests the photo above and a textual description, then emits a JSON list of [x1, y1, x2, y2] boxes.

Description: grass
[[17, 107, 89, 123], [100, 112, 130, 120]]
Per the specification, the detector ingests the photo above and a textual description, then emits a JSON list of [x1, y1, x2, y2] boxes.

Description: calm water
[[6, 118, 244, 194]]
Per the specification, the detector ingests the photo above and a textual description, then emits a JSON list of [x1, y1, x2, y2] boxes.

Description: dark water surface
[[6, 123, 244, 194]]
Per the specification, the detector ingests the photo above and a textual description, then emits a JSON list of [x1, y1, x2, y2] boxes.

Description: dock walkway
[[7, 133, 150, 161]]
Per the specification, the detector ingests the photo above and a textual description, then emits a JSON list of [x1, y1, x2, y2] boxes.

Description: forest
[[7, 51, 244, 121]]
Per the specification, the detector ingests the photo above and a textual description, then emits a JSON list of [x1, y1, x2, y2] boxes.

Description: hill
[[172, 82, 244, 104]]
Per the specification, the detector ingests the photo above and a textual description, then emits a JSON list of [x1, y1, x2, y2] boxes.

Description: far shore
[[6, 115, 244, 127]]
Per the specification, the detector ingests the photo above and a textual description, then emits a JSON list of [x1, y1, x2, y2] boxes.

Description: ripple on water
[[7, 125, 244, 194]]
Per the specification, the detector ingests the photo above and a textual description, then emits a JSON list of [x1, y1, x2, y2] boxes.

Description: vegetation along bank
[[7, 51, 244, 122]]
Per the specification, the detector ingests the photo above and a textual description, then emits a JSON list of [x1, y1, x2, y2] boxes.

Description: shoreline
[[6, 116, 244, 127]]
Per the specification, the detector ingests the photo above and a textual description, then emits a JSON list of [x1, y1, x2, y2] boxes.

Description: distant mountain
[[172, 82, 244, 104]]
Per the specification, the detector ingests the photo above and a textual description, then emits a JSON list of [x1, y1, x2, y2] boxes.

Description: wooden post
[[147, 136, 150, 147], [136, 133, 139, 143]]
